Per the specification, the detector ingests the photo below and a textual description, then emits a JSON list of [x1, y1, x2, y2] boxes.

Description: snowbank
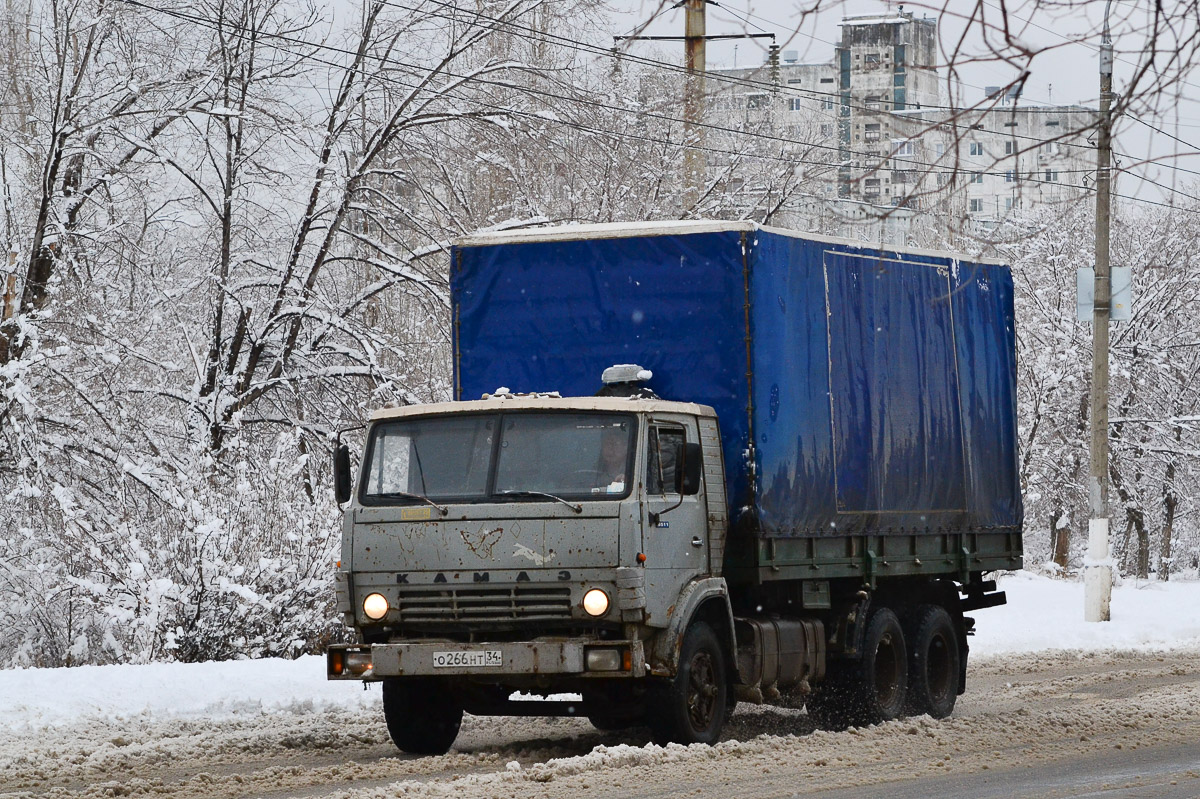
[[1, 573, 1197, 731], [0, 654, 374, 730], [971, 571, 1200, 657]]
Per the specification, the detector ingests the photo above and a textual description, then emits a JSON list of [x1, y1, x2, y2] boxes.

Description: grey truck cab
[[329, 376, 739, 753]]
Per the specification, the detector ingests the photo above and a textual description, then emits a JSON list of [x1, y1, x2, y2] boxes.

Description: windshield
[[361, 412, 635, 504]]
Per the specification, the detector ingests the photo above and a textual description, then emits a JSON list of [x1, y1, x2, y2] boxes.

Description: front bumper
[[327, 638, 645, 680]]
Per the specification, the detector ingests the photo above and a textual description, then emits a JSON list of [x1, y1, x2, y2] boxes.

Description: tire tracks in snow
[[3, 649, 1199, 799]]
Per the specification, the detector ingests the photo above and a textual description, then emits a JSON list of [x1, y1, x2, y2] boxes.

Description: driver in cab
[[595, 427, 628, 494]]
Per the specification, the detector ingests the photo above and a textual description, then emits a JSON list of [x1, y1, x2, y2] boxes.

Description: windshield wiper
[[372, 491, 448, 516], [496, 490, 583, 514]]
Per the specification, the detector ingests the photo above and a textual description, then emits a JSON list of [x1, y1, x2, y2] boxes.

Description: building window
[[892, 140, 915, 156], [820, 77, 834, 83], [1045, 169, 1059, 182], [936, 143, 945, 158], [823, 97, 835, 110], [969, 142, 983, 156], [788, 78, 802, 84], [1005, 170, 1015, 182], [821, 124, 833, 136], [1046, 120, 1060, 126], [865, 123, 881, 142], [1005, 141, 1015, 155], [790, 98, 803, 111], [747, 94, 768, 109], [969, 199, 983, 212], [865, 53, 880, 65], [1005, 198, 1017, 211], [865, 95, 882, 110], [972, 172, 984, 184]]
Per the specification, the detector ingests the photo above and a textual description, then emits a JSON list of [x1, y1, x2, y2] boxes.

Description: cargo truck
[[327, 221, 1022, 754]]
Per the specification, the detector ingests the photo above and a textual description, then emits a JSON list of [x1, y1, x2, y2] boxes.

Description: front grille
[[395, 586, 573, 624]]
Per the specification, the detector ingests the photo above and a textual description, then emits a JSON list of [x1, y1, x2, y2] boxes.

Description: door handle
[[691, 536, 703, 547]]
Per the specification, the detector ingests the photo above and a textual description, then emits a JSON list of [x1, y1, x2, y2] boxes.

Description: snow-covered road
[[4, 574, 1200, 798]]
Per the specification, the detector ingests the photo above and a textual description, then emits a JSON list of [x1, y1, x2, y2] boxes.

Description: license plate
[[432, 649, 502, 668]]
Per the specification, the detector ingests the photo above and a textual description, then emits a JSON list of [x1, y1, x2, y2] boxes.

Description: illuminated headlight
[[362, 592, 389, 620], [582, 588, 610, 617]]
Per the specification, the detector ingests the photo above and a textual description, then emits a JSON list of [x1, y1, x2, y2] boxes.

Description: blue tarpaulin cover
[[451, 223, 1021, 537]]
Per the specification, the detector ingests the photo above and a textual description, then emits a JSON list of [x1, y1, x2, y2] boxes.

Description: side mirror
[[678, 442, 702, 495], [334, 443, 353, 505]]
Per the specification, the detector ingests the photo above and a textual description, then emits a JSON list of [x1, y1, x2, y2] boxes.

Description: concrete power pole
[[1084, 0, 1115, 623], [682, 0, 707, 212], [616, 9, 772, 214]]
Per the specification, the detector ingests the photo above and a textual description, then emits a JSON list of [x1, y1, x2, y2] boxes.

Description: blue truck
[[328, 221, 1022, 753]]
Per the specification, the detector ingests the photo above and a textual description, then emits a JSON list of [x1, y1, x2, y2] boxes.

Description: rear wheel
[[381, 678, 463, 755], [648, 621, 728, 745], [808, 607, 908, 729], [904, 604, 961, 718]]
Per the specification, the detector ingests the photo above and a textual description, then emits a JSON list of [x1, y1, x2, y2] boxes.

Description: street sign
[[1076, 266, 1132, 322]]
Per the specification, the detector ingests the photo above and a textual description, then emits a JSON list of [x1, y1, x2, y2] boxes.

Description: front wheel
[[648, 621, 728, 745], [381, 678, 463, 755]]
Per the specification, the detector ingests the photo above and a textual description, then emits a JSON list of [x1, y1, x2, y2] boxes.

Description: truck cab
[[328, 382, 739, 752]]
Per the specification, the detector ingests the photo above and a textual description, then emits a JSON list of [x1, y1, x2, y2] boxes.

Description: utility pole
[[616, 8, 774, 215], [681, 0, 706, 212], [1084, 0, 1115, 623]]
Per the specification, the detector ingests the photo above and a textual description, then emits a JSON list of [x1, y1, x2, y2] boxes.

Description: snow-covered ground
[[971, 570, 1200, 655], [3, 573, 1198, 732]]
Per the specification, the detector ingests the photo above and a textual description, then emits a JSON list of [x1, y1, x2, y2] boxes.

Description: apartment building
[[711, 8, 1098, 237]]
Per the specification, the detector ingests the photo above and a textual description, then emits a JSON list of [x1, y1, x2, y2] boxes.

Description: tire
[[381, 678, 463, 755], [648, 621, 728, 745], [903, 604, 961, 719], [808, 607, 908, 729]]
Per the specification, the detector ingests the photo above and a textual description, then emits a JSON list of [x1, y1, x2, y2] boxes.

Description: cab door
[[641, 418, 707, 627]]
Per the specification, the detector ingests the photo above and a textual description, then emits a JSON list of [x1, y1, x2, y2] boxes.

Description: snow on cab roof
[[454, 220, 1006, 266], [369, 394, 718, 422]]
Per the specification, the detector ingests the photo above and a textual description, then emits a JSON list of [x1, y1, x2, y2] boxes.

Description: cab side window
[[647, 427, 686, 494]]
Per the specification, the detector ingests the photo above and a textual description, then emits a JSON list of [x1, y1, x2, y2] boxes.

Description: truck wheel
[[381, 678, 463, 755], [809, 608, 908, 729], [904, 605, 960, 719], [649, 621, 728, 745], [854, 607, 908, 724]]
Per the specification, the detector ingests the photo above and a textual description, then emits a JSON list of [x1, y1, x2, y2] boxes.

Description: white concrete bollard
[[1083, 517, 1112, 622]]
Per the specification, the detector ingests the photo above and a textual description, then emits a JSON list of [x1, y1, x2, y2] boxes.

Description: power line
[[1129, 114, 1200, 155], [978, 0, 1200, 97], [396, 0, 1200, 202], [113, 0, 1200, 217], [383, 0, 1200, 210], [382, 0, 1106, 140]]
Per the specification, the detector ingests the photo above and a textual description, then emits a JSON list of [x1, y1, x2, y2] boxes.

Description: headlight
[[363, 592, 389, 620], [582, 588, 610, 617]]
